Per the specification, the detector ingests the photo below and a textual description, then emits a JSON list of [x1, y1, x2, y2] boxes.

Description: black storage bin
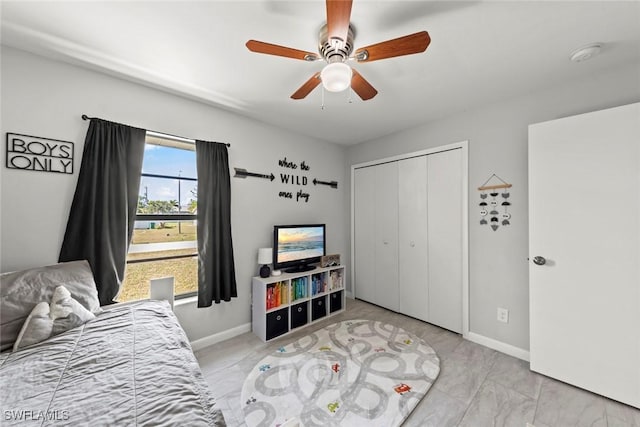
[[329, 291, 343, 313], [291, 301, 309, 329], [266, 308, 289, 340], [311, 296, 327, 321]]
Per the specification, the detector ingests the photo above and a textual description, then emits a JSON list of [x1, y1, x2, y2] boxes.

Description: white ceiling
[[2, 1, 640, 145]]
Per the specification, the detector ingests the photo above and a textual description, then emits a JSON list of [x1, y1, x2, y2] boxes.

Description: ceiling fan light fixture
[[320, 62, 352, 92]]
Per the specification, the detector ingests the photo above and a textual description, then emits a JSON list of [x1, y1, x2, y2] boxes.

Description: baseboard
[[190, 322, 252, 351], [346, 290, 353, 299], [465, 332, 530, 362]]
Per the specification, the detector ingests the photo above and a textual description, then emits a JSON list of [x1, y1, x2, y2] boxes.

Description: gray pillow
[[0, 260, 101, 352]]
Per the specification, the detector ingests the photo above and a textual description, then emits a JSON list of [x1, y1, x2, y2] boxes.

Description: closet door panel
[[354, 167, 376, 305], [427, 149, 463, 332], [398, 156, 429, 321], [374, 162, 399, 311]]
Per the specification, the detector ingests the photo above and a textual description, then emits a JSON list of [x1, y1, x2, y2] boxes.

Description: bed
[[0, 261, 226, 426]]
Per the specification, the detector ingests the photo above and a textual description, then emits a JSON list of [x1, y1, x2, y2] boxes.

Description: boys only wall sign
[[6, 133, 74, 174]]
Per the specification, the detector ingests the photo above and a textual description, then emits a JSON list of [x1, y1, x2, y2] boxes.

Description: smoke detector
[[570, 43, 602, 63]]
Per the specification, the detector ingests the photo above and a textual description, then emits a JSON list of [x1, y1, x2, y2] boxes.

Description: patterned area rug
[[241, 319, 440, 427]]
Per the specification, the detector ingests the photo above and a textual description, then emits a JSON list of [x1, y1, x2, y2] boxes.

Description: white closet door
[[353, 166, 376, 305], [374, 161, 399, 311], [398, 156, 429, 321], [427, 149, 463, 332]]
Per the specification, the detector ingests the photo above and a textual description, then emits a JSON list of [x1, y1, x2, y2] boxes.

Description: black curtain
[[59, 118, 146, 305], [195, 140, 237, 306]]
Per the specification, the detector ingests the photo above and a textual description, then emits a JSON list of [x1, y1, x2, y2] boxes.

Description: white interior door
[[529, 103, 640, 409], [398, 156, 429, 321], [354, 166, 376, 305], [374, 161, 399, 311], [427, 149, 463, 333]]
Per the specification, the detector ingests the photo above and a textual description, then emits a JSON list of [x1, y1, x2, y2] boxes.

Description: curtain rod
[[81, 115, 230, 147]]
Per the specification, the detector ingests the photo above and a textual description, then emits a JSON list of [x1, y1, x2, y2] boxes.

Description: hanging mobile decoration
[[479, 191, 488, 224], [501, 190, 511, 226], [478, 173, 512, 231]]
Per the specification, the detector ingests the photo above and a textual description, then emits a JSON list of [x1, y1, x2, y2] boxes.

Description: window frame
[[125, 141, 199, 301]]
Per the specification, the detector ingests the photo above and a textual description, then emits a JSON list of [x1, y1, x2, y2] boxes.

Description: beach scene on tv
[[277, 227, 324, 262]]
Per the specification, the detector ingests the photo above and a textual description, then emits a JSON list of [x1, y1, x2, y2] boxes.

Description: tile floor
[[195, 298, 640, 427]]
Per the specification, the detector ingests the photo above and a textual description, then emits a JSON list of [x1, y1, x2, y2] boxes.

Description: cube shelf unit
[[252, 265, 346, 342]]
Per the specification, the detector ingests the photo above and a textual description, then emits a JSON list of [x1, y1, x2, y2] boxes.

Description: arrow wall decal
[[234, 167, 275, 181], [313, 178, 338, 188]]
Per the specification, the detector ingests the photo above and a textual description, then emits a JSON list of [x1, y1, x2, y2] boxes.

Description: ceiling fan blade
[[326, 0, 353, 46], [351, 69, 378, 100], [246, 40, 320, 61], [291, 72, 322, 99], [354, 31, 431, 62]]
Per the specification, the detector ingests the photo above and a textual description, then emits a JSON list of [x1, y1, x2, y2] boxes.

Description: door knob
[[533, 256, 546, 266]]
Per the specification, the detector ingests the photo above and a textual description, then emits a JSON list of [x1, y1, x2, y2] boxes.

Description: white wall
[[0, 46, 348, 342], [4, 44, 640, 354], [346, 63, 640, 352]]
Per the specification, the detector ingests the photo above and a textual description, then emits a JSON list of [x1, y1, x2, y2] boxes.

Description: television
[[273, 224, 326, 273]]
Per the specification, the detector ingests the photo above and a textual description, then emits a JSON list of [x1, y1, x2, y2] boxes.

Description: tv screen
[[273, 224, 325, 273]]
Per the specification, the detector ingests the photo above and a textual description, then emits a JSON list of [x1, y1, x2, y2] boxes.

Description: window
[[118, 134, 198, 302]]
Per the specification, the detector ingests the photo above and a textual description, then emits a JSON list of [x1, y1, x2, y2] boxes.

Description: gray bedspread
[[0, 300, 226, 426]]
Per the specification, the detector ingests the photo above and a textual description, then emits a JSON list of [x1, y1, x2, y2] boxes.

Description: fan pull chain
[[321, 86, 325, 110], [347, 87, 353, 104]]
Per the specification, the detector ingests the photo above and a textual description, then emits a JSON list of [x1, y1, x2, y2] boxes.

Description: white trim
[[350, 141, 466, 170], [345, 290, 353, 299], [174, 295, 198, 307], [189, 322, 252, 351], [460, 142, 470, 338], [466, 331, 530, 362], [350, 172, 356, 303], [350, 140, 469, 336]]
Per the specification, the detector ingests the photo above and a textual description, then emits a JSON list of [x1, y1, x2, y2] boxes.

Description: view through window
[[118, 135, 198, 302]]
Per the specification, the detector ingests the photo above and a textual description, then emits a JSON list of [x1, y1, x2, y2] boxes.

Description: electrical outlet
[[497, 307, 509, 323]]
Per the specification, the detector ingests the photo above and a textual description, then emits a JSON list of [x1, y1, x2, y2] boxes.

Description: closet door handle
[[533, 256, 547, 266], [409, 241, 415, 247]]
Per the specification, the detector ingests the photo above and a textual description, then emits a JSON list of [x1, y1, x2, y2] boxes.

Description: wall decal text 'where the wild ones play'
[[6, 133, 74, 174], [278, 157, 310, 203]]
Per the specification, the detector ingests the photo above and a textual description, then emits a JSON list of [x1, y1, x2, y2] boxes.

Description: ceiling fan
[[246, 0, 431, 101]]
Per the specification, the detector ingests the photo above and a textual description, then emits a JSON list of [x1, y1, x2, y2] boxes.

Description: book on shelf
[[281, 282, 288, 304], [330, 270, 343, 290], [266, 281, 288, 309], [311, 274, 324, 296], [291, 277, 308, 301]]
